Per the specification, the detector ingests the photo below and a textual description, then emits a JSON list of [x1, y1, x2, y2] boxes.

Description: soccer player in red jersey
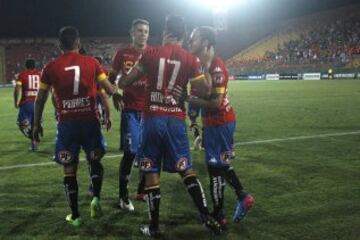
[[13, 59, 41, 151], [115, 16, 222, 236], [108, 19, 150, 210], [188, 26, 255, 230], [33, 26, 120, 227]]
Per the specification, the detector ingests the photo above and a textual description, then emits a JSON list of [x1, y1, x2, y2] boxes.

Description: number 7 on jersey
[[65, 66, 80, 95]]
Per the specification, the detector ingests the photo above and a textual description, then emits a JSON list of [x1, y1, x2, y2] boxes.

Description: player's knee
[[18, 119, 32, 138], [144, 173, 160, 188], [88, 148, 104, 162], [180, 169, 196, 179]]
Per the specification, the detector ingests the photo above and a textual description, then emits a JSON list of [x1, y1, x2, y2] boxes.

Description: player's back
[[42, 52, 103, 122], [17, 69, 41, 105], [140, 43, 201, 119]]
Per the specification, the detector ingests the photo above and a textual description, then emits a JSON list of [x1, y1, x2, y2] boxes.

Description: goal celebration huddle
[[14, 15, 254, 237]]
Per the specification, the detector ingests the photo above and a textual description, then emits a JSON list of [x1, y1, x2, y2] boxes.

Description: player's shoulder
[[31, 69, 42, 76], [211, 56, 226, 72], [145, 45, 160, 54], [142, 46, 161, 59], [83, 54, 98, 63], [144, 45, 156, 51], [42, 58, 57, 72], [115, 45, 134, 55], [17, 70, 26, 79]]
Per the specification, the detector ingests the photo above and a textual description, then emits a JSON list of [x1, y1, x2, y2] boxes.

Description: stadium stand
[[0, 38, 128, 83], [227, 4, 360, 75]]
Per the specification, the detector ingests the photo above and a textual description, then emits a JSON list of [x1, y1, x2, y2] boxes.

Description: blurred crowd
[[1, 38, 126, 82], [228, 15, 360, 73]]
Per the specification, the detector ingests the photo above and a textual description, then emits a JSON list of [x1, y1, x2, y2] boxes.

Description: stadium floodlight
[[194, 0, 238, 13]]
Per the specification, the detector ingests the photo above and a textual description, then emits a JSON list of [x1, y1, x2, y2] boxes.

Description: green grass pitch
[[0, 80, 359, 239]]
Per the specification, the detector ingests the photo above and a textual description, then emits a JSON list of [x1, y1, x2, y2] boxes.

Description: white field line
[[0, 130, 359, 171]]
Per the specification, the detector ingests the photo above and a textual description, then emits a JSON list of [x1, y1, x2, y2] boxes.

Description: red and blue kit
[[203, 56, 236, 168], [40, 52, 107, 165], [136, 44, 204, 173], [139, 44, 203, 120], [16, 69, 41, 105]]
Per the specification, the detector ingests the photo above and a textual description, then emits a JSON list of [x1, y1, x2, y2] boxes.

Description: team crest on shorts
[[58, 151, 73, 164], [140, 158, 153, 170], [220, 151, 232, 164], [176, 158, 188, 171]]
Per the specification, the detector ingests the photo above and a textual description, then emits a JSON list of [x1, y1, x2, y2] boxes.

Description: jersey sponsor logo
[[150, 91, 177, 105], [140, 158, 153, 170], [149, 105, 182, 113], [176, 157, 188, 171], [58, 150, 73, 164], [123, 54, 135, 58], [25, 91, 38, 97], [62, 96, 91, 109]]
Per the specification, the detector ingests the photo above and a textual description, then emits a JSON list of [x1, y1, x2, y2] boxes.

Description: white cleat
[[119, 198, 135, 211]]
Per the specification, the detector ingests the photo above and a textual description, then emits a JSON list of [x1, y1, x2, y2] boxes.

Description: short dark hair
[[132, 18, 149, 28], [196, 26, 217, 47], [94, 56, 103, 64], [164, 15, 186, 40], [59, 26, 80, 50], [79, 46, 87, 55], [25, 59, 35, 69]]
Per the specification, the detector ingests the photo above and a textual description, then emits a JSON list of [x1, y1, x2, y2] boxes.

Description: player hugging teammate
[[29, 16, 254, 237]]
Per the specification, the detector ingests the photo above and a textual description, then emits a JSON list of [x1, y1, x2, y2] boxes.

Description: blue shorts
[[17, 102, 35, 138], [187, 102, 201, 122], [120, 110, 142, 154], [137, 116, 192, 173], [204, 121, 235, 168], [54, 121, 105, 166]]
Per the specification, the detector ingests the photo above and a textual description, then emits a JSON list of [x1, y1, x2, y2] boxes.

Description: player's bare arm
[[108, 69, 119, 84], [99, 89, 112, 131], [33, 86, 50, 141], [97, 74, 124, 111], [117, 63, 144, 89], [13, 83, 21, 108], [187, 93, 223, 111]]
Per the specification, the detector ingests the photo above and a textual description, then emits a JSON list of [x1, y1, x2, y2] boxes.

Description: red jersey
[[41, 52, 106, 122], [202, 56, 236, 127], [16, 69, 41, 105], [112, 46, 150, 111], [139, 44, 203, 119]]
